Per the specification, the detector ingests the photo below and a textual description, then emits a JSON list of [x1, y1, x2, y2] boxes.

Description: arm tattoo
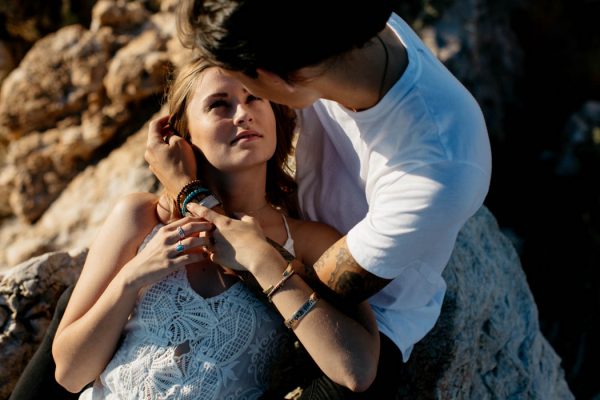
[[327, 246, 391, 304]]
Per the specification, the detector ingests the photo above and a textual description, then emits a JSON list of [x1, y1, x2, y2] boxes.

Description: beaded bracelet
[[176, 180, 208, 214], [263, 262, 295, 302], [285, 292, 320, 330], [181, 187, 210, 216]]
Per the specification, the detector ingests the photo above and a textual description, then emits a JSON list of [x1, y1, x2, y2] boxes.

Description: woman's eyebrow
[[203, 92, 228, 103]]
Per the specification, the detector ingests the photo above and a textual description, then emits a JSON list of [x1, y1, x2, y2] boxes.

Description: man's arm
[[309, 236, 391, 304]]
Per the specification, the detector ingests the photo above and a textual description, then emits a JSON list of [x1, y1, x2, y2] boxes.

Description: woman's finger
[[186, 203, 228, 226], [169, 252, 207, 269], [166, 218, 214, 237]]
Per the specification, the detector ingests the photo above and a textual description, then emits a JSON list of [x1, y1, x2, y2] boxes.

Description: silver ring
[[175, 241, 184, 253], [177, 226, 185, 239]]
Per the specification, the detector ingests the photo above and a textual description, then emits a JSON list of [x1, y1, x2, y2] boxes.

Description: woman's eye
[[208, 100, 229, 110], [247, 94, 262, 103]]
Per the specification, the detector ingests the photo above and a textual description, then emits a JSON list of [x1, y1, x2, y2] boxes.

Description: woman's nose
[[233, 104, 253, 127]]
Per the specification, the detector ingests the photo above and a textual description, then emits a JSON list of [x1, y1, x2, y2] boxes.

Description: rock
[[395, 206, 573, 399], [0, 25, 110, 140], [90, 0, 150, 33], [104, 29, 171, 105], [0, 119, 159, 268], [0, 41, 15, 89], [0, 249, 87, 400]]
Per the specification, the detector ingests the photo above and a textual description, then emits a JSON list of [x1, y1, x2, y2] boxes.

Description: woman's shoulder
[[107, 193, 162, 235], [286, 217, 339, 237], [113, 192, 160, 219], [285, 217, 341, 264]]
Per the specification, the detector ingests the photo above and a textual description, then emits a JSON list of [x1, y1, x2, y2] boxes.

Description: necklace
[[375, 34, 389, 100], [240, 199, 271, 216]]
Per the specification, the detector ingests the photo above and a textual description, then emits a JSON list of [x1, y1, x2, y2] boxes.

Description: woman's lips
[[230, 130, 262, 144]]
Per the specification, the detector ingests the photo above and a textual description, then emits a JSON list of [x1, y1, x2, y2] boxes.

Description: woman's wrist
[[176, 180, 222, 216], [247, 244, 288, 280]]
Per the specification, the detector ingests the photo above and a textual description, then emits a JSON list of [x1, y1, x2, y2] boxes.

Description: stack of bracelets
[[176, 180, 221, 216], [263, 261, 321, 330]]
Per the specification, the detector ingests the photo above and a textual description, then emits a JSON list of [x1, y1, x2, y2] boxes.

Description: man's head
[[176, 0, 394, 81]]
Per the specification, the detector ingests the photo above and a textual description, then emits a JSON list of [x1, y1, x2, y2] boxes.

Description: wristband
[[198, 194, 221, 210], [285, 292, 320, 330]]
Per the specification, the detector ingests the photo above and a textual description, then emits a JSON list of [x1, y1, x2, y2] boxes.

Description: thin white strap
[[281, 213, 292, 240]]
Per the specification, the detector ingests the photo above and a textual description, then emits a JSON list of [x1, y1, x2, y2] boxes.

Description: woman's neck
[[205, 164, 270, 215]]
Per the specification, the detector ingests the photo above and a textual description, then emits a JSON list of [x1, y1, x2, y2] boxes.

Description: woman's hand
[[145, 115, 198, 199], [120, 217, 213, 290], [186, 203, 282, 273]]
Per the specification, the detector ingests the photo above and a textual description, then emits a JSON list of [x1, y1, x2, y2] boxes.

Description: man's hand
[[145, 115, 198, 199]]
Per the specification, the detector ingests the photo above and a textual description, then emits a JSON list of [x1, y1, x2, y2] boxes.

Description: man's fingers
[[147, 115, 170, 145]]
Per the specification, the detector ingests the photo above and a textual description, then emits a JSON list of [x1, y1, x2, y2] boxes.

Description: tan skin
[[53, 68, 379, 394], [145, 27, 408, 305]]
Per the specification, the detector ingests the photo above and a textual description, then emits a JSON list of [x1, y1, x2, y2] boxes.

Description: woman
[[51, 58, 380, 399]]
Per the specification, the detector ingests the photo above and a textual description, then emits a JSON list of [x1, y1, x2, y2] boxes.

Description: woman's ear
[[256, 68, 296, 94]]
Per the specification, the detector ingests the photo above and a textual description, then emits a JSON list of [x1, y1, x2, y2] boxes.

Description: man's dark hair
[[177, 0, 394, 79]]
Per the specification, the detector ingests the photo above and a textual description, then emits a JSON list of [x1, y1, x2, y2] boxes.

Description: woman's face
[[186, 68, 277, 172]]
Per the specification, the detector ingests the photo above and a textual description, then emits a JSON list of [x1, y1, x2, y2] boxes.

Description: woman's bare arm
[[52, 194, 209, 392]]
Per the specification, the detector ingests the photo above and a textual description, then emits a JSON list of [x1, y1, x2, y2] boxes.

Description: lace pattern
[[81, 225, 288, 400]]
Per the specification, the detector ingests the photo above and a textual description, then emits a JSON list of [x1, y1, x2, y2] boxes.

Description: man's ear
[[256, 68, 296, 94]]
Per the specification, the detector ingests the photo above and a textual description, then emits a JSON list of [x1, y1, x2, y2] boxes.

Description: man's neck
[[311, 27, 408, 112]]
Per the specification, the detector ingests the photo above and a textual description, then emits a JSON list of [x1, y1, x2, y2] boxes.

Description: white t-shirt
[[295, 13, 491, 361]]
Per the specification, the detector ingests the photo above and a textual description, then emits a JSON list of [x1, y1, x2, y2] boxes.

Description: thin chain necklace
[[237, 196, 271, 216], [375, 34, 389, 100]]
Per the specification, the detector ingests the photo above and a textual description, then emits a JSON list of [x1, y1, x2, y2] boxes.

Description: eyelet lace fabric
[[80, 225, 288, 400]]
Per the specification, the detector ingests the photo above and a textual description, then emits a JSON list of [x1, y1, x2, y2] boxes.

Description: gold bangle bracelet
[[263, 261, 295, 302]]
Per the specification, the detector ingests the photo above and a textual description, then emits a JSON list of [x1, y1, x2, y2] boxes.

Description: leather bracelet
[[285, 292, 320, 330]]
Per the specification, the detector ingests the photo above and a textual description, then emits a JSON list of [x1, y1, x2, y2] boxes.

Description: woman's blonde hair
[[165, 57, 299, 217]]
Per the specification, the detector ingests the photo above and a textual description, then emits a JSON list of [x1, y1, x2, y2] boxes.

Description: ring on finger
[[177, 226, 185, 239], [175, 240, 185, 253]]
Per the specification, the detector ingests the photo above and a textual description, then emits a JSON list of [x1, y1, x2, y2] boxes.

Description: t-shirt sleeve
[[346, 161, 490, 279]]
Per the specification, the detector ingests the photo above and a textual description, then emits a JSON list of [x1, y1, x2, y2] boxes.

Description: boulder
[[0, 250, 87, 400], [395, 206, 573, 399]]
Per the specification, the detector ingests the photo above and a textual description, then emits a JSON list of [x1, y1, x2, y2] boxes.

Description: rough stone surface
[[393, 206, 573, 399], [0, 121, 159, 268], [0, 25, 110, 141], [0, 250, 87, 400]]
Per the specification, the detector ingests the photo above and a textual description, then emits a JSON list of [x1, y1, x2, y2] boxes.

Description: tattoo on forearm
[[327, 246, 391, 304]]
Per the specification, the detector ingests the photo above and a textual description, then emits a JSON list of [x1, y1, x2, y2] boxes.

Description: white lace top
[[80, 222, 294, 400]]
